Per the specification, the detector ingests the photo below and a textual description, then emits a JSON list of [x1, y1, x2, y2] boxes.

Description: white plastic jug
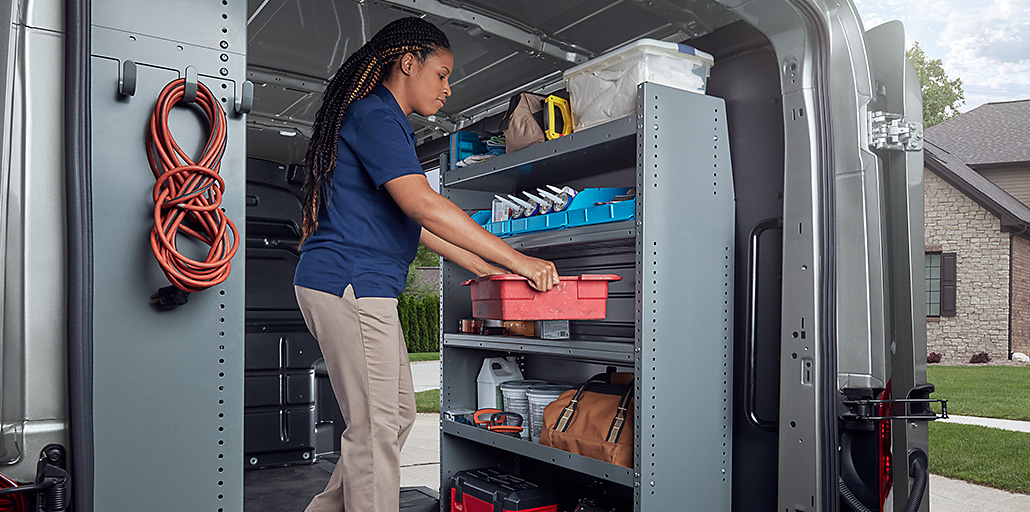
[[477, 357, 524, 409]]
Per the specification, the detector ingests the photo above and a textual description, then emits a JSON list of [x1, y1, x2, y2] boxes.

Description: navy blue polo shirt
[[294, 84, 424, 298]]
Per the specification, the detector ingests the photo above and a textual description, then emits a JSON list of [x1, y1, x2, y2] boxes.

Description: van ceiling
[[245, 0, 741, 164]]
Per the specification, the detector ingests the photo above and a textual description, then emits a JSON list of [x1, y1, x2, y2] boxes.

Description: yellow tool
[[544, 95, 573, 140]]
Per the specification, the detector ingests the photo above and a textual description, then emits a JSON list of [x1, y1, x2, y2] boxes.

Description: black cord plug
[[151, 285, 189, 310]]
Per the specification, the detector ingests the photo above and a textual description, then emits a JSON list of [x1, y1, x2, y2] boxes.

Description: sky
[[853, 0, 1030, 112]]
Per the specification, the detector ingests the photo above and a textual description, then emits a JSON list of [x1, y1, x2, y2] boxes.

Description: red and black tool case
[[450, 468, 558, 512]]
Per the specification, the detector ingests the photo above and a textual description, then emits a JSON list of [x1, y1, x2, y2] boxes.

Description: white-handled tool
[[523, 191, 552, 215], [507, 194, 537, 217], [493, 194, 521, 220], [542, 185, 576, 212]]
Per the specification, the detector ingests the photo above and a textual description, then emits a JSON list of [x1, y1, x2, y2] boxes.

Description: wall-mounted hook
[[118, 60, 137, 97], [234, 80, 253, 115], [182, 66, 198, 103]]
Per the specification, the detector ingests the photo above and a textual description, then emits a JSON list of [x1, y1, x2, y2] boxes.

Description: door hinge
[[868, 111, 923, 151]]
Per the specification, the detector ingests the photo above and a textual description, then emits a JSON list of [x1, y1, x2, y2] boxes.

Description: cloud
[[936, 0, 1030, 106], [854, 0, 1030, 108]]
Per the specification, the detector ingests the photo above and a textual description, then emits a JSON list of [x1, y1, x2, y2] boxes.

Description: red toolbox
[[450, 468, 558, 512], [463, 274, 621, 320]]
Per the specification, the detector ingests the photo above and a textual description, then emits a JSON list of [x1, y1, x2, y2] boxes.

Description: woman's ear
[[400, 52, 416, 75]]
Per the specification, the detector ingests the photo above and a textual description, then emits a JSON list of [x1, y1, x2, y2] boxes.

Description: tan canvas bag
[[539, 372, 634, 468]]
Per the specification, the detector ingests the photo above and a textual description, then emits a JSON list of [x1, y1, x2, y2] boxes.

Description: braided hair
[[300, 17, 450, 244]]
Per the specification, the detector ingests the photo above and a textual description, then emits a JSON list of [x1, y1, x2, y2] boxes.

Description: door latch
[[842, 383, 947, 422]]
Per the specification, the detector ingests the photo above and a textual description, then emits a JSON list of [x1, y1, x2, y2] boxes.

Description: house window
[[925, 251, 956, 317]]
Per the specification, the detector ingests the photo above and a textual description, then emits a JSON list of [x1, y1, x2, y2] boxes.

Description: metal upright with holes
[[85, 1, 248, 510], [439, 83, 734, 510]]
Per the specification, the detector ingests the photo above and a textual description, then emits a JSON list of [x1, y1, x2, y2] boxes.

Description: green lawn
[[930, 422, 1030, 494], [408, 352, 441, 363], [415, 388, 440, 413], [927, 366, 1030, 420]]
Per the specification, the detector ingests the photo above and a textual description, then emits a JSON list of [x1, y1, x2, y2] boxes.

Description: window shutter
[[941, 252, 957, 316]]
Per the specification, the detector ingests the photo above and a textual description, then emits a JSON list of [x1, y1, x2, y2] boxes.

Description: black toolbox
[[450, 468, 557, 512]]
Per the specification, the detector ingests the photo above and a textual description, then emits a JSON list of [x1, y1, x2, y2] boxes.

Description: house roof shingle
[[923, 100, 1030, 167], [924, 138, 1030, 236]]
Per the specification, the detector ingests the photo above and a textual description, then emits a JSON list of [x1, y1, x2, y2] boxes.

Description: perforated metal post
[[634, 83, 734, 510], [88, 1, 246, 510]]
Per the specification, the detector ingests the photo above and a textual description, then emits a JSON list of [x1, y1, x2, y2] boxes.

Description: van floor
[[244, 456, 439, 511]]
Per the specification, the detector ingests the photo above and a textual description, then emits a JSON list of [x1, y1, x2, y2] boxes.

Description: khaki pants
[[295, 285, 417, 512]]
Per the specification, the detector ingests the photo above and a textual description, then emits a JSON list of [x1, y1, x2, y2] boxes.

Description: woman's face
[[401, 48, 453, 116]]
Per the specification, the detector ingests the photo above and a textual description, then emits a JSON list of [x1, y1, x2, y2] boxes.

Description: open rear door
[[863, 20, 931, 512]]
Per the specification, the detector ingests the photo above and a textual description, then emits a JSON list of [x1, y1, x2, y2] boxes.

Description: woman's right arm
[[419, 228, 506, 277], [383, 174, 559, 291]]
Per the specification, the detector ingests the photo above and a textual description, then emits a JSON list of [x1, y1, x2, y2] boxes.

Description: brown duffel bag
[[539, 371, 633, 468]]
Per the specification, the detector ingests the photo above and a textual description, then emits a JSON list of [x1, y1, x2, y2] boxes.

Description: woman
[[293, 17, 558, 512]]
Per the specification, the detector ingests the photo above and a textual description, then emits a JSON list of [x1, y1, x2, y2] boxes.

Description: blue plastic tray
[[478, 187, 635, 237]]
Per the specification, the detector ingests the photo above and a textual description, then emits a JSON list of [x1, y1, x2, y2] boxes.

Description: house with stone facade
[[922, 100, 1030, 362]]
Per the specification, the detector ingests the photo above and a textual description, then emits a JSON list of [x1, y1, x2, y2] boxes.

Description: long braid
[[300, 17, 450, 245]]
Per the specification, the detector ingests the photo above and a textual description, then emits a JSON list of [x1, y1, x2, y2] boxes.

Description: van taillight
[[878, 385, 892, 511], [0, 472, 26, 512]]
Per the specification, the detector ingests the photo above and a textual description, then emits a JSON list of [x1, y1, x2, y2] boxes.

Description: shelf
[[441, 420, 634, 487], [443, 116, 636, 191], [444, 334, 635, 364], [502, 220, 635, 249]]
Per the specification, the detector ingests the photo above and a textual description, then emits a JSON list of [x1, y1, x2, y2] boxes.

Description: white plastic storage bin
[[564, 39, 715, 131]]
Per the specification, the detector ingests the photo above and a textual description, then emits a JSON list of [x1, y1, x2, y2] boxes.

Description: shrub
[[927, 352, 943, 364], [423, 294, 440, 352], [398, 293, 440, 353], [970, 352, 991, 364]]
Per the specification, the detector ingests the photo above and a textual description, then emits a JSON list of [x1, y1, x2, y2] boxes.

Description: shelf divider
[[444, 334, 634, 364], [442, 420, 634, 487], [443, 116, 637, 191]]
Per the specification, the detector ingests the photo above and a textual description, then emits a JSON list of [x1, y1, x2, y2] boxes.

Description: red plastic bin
[[462, 274, 621, 320]]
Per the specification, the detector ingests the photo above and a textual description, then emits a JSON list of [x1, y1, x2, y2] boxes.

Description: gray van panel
[[1, 17, 71, 483]]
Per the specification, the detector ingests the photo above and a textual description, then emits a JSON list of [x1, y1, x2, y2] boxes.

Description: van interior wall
[[691, 20, 786, 512]]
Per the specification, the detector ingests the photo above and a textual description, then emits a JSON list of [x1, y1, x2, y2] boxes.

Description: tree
[[405, 243, 441, 292], [906, 41, 964, 128]]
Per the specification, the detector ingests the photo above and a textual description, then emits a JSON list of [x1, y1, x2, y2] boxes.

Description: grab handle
[[745, 217, 782, 432]]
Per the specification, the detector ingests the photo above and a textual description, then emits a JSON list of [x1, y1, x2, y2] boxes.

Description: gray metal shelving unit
[[439, 83, 735, 510]]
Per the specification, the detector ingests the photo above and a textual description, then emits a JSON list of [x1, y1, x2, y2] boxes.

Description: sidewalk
[[403, 361, 442, 488], [405, 360, 1030, 509], [938, 414, 1030, 433]]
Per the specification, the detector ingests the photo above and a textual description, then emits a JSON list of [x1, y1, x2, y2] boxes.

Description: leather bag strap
[[554, 382, 590, 432], [605, 380, 634, 443]]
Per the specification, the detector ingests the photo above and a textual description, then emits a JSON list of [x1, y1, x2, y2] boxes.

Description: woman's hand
[[477, 264, 508, 277], [508, 254, 560, 292]]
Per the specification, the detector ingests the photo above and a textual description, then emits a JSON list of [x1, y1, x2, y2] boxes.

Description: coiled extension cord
[[146, 78, 239, 304]]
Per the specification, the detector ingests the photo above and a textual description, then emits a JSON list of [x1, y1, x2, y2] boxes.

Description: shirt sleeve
[[349, 108, 425, 188]]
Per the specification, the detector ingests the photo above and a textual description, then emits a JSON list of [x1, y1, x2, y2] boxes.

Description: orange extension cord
[[147, 78, 239, 293]]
